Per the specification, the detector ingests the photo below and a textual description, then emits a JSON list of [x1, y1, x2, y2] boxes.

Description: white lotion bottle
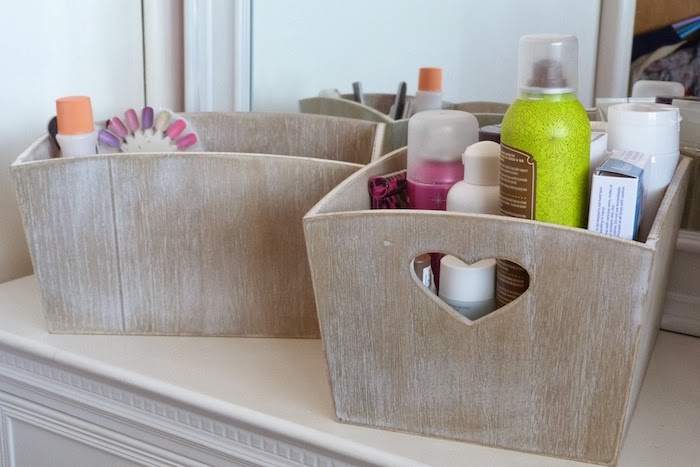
[[446, 140, 500, 214], [438, 256, 497, 320], [55, 96, 98, 157], [441, 140, 500, 320], [412, 67, 443, 115]]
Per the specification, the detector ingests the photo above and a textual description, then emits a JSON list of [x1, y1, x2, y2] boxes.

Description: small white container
[[438, 256, 497, 320], [631, 79, 685, 98], [446, 140, 500, 214]]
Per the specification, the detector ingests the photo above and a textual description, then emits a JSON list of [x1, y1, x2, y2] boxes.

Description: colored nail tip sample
[[141, 106, 154, 129], [125, 108, 139, 132], [101, 109, 197, 152], [107, 117, 129, 138], [154, 111, 171, 132], [166, 119, 186, 139], [98, 129, 122, 148], [175, 133, 198, 149]]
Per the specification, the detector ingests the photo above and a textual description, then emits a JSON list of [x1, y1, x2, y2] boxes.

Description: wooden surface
[[680, 146, 700, 230], [303, 149, 691, 464], [299, 96, 409, 155], [11, 112, 384, 336], [621, 149, 693, 443], [186, 112, 385, 164], [299, 94, 509, 154], [635, 0, 700, 35]]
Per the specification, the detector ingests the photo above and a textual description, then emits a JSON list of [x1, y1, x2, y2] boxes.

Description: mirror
[[248, 0, 612, 111], [236, 1, 698, 235]]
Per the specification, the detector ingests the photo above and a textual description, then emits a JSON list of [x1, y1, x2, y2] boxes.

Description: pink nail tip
[[176, 133, 197, 150], [107, 117, 128, 138], [125, 108, 139, 132], [166, 119, 186, 139]]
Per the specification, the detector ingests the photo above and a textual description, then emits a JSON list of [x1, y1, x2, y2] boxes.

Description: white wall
[[251, 0, 602, 112], [0, 0, 146, 283]]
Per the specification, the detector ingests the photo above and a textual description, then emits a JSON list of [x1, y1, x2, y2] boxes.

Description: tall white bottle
[[440, 141, 501, 320]]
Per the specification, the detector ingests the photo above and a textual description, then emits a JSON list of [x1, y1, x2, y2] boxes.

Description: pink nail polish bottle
[[407, 110, 479, 211], [407, 109, 479, 288]]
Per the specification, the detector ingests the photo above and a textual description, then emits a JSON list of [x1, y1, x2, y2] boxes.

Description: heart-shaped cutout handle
[[413, 253, 530, 323]]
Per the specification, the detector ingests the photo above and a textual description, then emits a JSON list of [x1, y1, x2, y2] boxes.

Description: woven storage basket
[[11, 112, 385, 336], [303, 147, 691, 464]]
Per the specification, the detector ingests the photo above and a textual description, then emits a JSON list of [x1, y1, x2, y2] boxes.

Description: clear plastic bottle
[[407, 109, 479, 288], [407, 110, 479, 211]]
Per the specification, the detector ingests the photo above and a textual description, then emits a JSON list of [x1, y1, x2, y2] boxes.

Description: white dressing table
[[0, 276, 698, 466]]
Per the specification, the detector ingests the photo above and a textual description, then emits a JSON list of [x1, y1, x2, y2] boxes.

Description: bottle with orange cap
[[55, 96, 98, 157], [412, 67, 443, 115]]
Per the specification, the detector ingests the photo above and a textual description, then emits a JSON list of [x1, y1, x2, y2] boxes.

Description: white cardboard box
[[588, 150, 650, 240]]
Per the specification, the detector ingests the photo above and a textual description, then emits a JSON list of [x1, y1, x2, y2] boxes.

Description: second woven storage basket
[[12, 112, 385, 337], [303, 147, 691, 464]]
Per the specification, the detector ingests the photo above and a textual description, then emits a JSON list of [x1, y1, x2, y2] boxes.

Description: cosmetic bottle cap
[[463, 141, 500, 186], [518, 34, 578, 95], [438, 256, 496, 303], [478, 124, 502, 143], [418, 67, 442, 92], [407, 110, 479, 177], [56, 96, 95, 135], [413, 254, 431, 275]]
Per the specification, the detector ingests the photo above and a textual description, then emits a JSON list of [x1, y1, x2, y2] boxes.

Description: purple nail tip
[[98, 129, 121, 148], [141, 106, 154, 129]]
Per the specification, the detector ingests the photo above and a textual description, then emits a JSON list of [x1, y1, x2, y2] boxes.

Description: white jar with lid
[[607, 103, 681, 239]]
